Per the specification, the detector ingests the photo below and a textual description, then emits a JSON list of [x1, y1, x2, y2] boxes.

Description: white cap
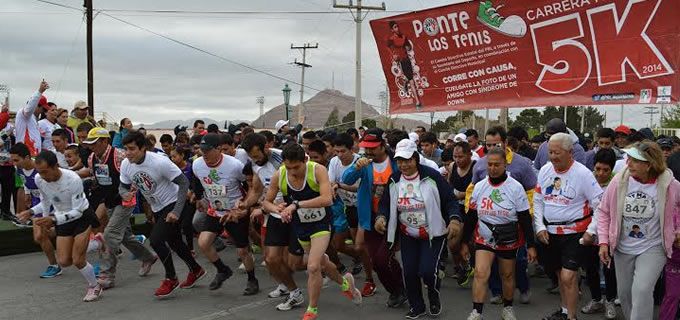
[[275, 120, 289, 131], [394, 139, 418, 160], [454, 133, 467, 142], [408, 132, 419, 142]]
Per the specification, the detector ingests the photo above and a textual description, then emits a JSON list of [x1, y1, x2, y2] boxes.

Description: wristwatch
[[292, 200, 300, 210]]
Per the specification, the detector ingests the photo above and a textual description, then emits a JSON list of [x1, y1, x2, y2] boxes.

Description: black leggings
[[0, 166, 15, 214], [583, 245, 617, 301], [150, 203, 201, 279], [180, 202, 196, 251]]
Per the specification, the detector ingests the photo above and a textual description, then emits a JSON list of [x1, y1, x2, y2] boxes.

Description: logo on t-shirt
[[132, 171, 156, 194], [544, 177, 576, 203]]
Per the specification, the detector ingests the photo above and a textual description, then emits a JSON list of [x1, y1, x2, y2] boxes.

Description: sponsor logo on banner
[[370, 0, 680, 113], [657, 86, 672, 103], [639, 89, 652, 103]]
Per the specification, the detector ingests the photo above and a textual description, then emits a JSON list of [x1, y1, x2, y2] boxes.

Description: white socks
[[79, 262, 98, 287]]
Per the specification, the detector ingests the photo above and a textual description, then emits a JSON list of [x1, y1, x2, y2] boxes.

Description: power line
[[94, 9, 411, 15], [34, 0, 384, 112]]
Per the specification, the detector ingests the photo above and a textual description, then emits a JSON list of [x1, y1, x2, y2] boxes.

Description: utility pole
[[643, 106, 659, 128], [256, 96, 265, 128], [580, 106, 586, 133], [484, 108, 490, 135], [333, 0, 386, 129], [291, 43, 318, 126], [84, 0, 94, 116], [620, 104, 624, 125], [430, 112, 435, 129]]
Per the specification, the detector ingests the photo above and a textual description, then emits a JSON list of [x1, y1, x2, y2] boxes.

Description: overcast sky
[[0, 0, 665, 129]]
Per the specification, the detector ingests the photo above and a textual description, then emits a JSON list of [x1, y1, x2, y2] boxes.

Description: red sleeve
[[0, 111, 8, 129]]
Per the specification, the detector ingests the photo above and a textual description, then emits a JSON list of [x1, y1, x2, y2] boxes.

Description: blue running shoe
[[135, 234, 147, 244], [40, 265, 62, 278]]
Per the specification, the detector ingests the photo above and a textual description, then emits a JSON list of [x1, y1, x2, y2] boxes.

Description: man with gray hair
[[533, 133, 603, 320]]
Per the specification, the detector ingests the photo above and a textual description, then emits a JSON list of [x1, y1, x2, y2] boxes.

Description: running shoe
[[138, 255, 158, 277], [340, 273, 362, 305], [238, 263, 246, 272], [405, 308, 426, 319], [546, 283, 560, 294], [209, 269, 233, 291], [268, 284, 289, 298], [542, 309, 568, 320], [489, 295, 502, 304], [466, 310, 482, 320], [11, 215, 32, 228], [83, 284, 103, 302], [604, 300, 617, 319], [351, 262, 363, 275], [243, 278, 259, 296], [519, 290, 531, 304], [386, 292, 407, 308], [134, 234, 147, 244], [180, 267, 206, 289], [581, 299, 604, 314], [338, 264, 348, 275], [154, 278, 179, 298], [501, 306, 517, 320], [40, 265, 62, 278], [276, 289, 304, 311], [457, 266, 474, 288], [361, 280, 377, 297], [301, 311, 318, 320]]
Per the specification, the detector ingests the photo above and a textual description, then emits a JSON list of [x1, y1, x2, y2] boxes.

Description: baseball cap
[[453, 133, 467, 143], [38, 96, 49, 109], [358, 128, 384, 148], [614, 125, 631, 136], [546, 118, 567, 134], [408, 132, 419, 142], [394, 139, 418, 160], [82, 127, 110, 144], [275, 120, 289, 131], [200, 133, 221, 150], [657, 138, 673, 149], [74, 100, 89, 110], [622, 144, 648, 162]]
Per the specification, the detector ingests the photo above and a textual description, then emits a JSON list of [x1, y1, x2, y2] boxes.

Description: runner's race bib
[[399, 210, 426, 228], [297, 207, 326, 223], [94, 164, 112, 186], [623, 195, 654, 219], [205, 184, 232, 217]]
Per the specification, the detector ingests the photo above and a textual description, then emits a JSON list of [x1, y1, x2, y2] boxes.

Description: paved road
[[0, 243, 630, 320]]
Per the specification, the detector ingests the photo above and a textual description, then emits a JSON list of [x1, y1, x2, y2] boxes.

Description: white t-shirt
[[15, 92, 42, 154], [120, 151, 182, 212], [397, 175, 428, 239], [33, 169, 89, 225], [535, 161, 603, 235], [251, 149, 284, 217], [469, 176, 530, 249], [38, 119, 58, 151], [193, 155, 245, 218], [328, 154, 360, 206], [51, 149, 69, 169], [234, 148, 249, 165], [617, 177, 662, 255]]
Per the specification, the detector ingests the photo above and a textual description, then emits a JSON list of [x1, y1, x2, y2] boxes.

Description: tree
[[324, 107, 340, 128], [662, 104, 680, 128], [512, 109, 543, 132], [362, 118, 376, 128], [341, 111, 355, 131], [541, 106, 604, 134], [431, 120, 449, 135]]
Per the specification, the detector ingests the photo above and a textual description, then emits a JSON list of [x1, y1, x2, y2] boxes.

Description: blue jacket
[[380, 164, 461, 244], [342, 157, 399, 231], [112, 128, 129, 149]]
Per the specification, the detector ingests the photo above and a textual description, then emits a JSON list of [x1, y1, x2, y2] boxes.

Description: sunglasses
[[485, 142, 503, 149]]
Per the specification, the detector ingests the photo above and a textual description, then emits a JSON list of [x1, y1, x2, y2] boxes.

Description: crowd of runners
[[2, 80, 680, 320]]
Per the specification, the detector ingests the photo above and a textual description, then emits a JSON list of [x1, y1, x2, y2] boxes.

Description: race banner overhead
[[369, 0, 680, 114]]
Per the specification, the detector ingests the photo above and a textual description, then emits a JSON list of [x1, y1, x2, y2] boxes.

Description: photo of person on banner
[[387, 21, 425, 110]]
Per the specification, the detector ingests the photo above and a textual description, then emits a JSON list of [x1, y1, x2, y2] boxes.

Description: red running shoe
[[361, 280, 377, 297], [154, 278, 179, 298], [180, 267, 206, 289]]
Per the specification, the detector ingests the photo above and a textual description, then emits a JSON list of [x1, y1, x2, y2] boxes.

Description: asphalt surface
[[0, 242, 637, 320]]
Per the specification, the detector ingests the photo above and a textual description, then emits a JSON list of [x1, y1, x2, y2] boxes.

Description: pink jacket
[[597, 168, 680, 258]]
